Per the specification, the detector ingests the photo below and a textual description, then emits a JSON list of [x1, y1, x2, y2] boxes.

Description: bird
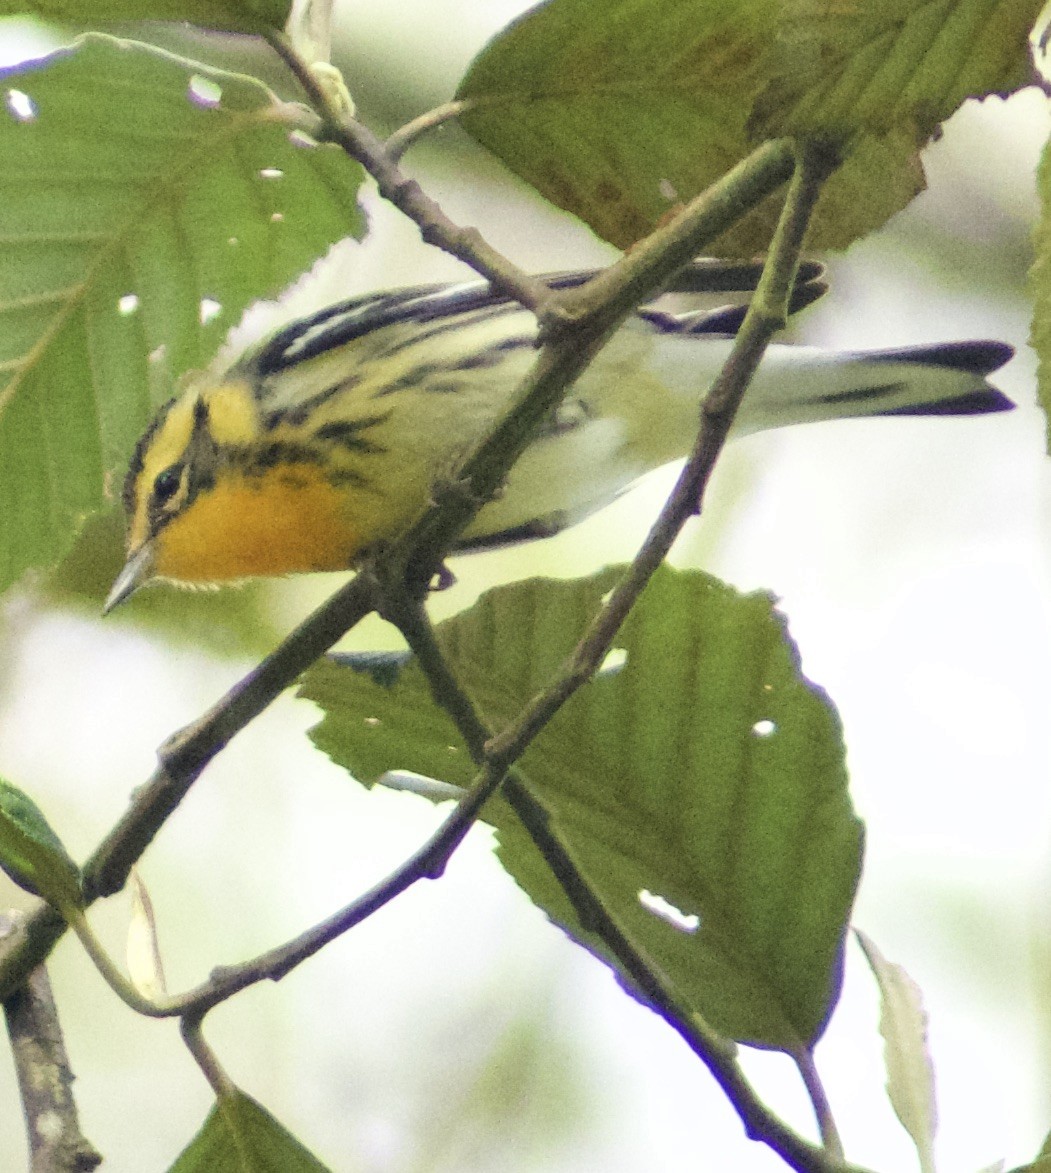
[[105, 261, 1014, 612]]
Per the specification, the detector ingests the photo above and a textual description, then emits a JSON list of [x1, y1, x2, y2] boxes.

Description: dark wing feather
[[252, 260, 828, 375]]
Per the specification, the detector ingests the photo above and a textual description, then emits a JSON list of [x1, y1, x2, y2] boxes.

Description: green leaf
[[302, 649, 474, 791], [457, 0, 1038, 257], [0, 1, 291, 31], [0, 33, 365, 594], [457, 0, 920, 256], [301, 567, 862, 1050], [169, 1090, 332, 1173], [0, 777, 81, 910], [1030, 134, 1051, 449], [750, 0, 1043, 141]]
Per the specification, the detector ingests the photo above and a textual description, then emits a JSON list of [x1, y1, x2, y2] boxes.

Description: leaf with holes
[[301, 567, 862, 1050], [0, 1, 291, 28], [0, 33, 364, 593]]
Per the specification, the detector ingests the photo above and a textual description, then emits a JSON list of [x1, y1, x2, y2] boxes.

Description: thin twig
[[483, 142, 839, 772], [399, 138, 797, 585], [266, 32, 558, 318], [499, 782, 863, 1173], [0, 577, 377, 1000], [379, 146, 856, 1173], [135, 743, 530, 1016], [357, 143, 856, 1160], [1, 913, 102, 1173], [385, 100, 472, 162]]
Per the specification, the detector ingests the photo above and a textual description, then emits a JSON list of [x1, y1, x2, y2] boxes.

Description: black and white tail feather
[[224, 261, 1013, 550]]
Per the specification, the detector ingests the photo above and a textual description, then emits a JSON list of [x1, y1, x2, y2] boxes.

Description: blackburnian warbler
[[105, 262, 1013, 611]]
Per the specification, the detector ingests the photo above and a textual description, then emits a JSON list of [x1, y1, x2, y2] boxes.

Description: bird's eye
[[153, 465, 183, 505]]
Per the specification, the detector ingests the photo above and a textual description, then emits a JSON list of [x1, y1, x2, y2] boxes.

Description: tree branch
[[1, 913, 102, 1173], [0, 577, 377, 999], [81, 578, 377, 903], [0, 132, 792, 999], [0, 70, 814, 1173], [369, 595, 861, 1173], [379, 143, 854, 1173], [265, 32, 559, 318], [483, 142, 837, 775], [115, 694, 533, 1017], [398, 138, 796, 586]]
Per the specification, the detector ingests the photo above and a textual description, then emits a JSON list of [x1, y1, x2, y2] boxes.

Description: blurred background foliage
[[0, 5, 1047, 1172]]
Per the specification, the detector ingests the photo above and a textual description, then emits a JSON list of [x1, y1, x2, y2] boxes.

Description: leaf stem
[[385, 100, 473, 162], [181, 1014, 237, 1100], [65, 909, 168, 1018], [794, 1048, 846, 1162]]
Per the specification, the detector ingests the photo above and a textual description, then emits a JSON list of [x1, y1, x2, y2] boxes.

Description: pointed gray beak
[[104, 543, 155, 614]]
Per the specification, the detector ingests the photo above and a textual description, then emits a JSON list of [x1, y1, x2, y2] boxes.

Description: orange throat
[[152, 466, 361, 584]]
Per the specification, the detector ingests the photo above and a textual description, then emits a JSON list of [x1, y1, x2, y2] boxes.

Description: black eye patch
[[153, 464, 183, 505]]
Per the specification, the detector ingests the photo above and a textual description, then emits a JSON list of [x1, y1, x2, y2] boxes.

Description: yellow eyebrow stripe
[[202, 379, 259, 445]]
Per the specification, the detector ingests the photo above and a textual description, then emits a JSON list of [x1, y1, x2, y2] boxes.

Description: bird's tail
[[727, 339, 1015, 435]]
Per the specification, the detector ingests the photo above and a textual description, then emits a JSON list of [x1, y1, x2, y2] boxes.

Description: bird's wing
[[249, 260, 827, 376]]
